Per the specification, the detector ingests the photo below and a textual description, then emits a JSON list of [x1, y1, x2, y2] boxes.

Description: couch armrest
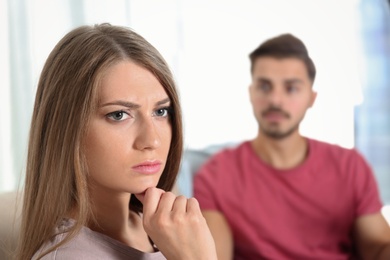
[[0, 191, 22, 259]]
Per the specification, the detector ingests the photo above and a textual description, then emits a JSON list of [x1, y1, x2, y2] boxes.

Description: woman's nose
[[133, 117, 161, 151]]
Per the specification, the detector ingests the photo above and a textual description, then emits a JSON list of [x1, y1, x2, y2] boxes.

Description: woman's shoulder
[[33, 219, 166, 260]]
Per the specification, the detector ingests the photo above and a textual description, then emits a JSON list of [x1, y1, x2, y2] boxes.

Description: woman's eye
[[107, 111, 129, 121], [154, 108, 170, 117]]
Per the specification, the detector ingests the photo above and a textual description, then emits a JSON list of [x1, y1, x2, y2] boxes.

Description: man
[[193, 33, 390, 259]]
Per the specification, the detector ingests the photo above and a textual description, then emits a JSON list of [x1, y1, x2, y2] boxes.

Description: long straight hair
[[16, 23, 183, 260]]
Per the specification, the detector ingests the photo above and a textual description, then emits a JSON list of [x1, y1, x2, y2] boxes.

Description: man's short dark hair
[[249, 34, 316, 83]]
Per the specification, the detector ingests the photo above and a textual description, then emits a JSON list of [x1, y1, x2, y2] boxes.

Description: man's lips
[[132, 161, 162, 174], [262, 109, 290, 121]]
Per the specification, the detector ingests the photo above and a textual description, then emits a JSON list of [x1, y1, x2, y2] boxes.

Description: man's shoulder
[[309, 138, 357, 154], [193, 141, 251, 176], [205, 141, 250, 162], [308, 138, 365, 164]]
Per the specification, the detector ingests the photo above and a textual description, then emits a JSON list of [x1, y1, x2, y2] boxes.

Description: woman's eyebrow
[[156, 97, 171, 106], [100, 100, 140, 109], [100, 97, 171, 108]]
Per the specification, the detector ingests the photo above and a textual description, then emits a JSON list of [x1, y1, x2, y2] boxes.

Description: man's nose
[[268, 88, 284, 106]]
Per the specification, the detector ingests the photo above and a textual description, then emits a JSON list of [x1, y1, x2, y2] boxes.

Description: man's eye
[[257, 83, 271, 92], [154, 107, 170, 117], [107, 111, 129, 121], [287, 85, 298, 93]]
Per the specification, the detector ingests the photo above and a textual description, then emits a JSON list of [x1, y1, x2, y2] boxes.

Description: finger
[[186, 197, 201, 214], [171, 195, 187, 213], [155, 192, 177, 214], [185, 198, 206, 228], [142, 187, 165, 218]]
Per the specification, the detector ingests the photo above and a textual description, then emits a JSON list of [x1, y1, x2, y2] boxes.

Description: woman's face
[[84, 61, 172, 196]]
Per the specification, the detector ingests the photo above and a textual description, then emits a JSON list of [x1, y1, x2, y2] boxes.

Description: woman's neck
[[87, 188, 154, 252]]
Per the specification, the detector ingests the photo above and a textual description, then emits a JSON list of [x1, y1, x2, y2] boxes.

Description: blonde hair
[[16, 23, 183, 260]]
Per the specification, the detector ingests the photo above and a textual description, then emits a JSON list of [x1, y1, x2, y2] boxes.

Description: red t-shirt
[[194, 138, 382, 260]]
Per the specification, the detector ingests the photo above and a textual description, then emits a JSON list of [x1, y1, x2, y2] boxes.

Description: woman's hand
[[141, 187, 218, 260]]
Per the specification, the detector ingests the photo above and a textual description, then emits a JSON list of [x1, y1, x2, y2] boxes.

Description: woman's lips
[[132, 161, 162, 174]]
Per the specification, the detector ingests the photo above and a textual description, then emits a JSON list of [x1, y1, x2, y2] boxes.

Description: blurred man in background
[[194, 33, 390, 260]]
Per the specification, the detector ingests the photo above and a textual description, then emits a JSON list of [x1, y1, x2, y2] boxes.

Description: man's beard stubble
[[259, 105, 299, 140], [261, 123, 299, 140]]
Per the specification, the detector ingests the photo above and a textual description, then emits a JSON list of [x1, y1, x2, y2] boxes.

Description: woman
[[16, 23, 217, 260]]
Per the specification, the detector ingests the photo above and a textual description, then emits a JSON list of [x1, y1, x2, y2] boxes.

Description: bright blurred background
[[0, 0, 389, 217]]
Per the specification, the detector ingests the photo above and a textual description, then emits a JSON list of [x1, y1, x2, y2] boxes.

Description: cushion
[[0, 191, 22, 260]]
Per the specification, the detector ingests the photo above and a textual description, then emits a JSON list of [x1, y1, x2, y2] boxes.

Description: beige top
[[33, 219, 165, 260]]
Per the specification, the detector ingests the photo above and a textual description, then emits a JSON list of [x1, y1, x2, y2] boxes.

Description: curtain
[[0, 0, 133, 192], [355, 0, 390, 205], [0, 0, 33, 192]]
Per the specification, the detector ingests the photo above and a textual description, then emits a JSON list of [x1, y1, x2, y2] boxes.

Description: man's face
[[249, 57, 317, 139]]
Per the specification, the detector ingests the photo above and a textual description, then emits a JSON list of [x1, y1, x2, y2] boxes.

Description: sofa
[[0, 144, 231, 259], [1, 143, 389, 259], [175, 143, 235, 197], [0, 190, 22, 260]]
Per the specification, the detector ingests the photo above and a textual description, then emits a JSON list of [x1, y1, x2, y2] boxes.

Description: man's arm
[[202, 210, 233, 260], [354, 212, 390, 260]]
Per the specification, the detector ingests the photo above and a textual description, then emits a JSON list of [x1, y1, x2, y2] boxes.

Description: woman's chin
[[133, 185, 162, 204], [134, 192, 146, 203], [134, 186, 154, 203]]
